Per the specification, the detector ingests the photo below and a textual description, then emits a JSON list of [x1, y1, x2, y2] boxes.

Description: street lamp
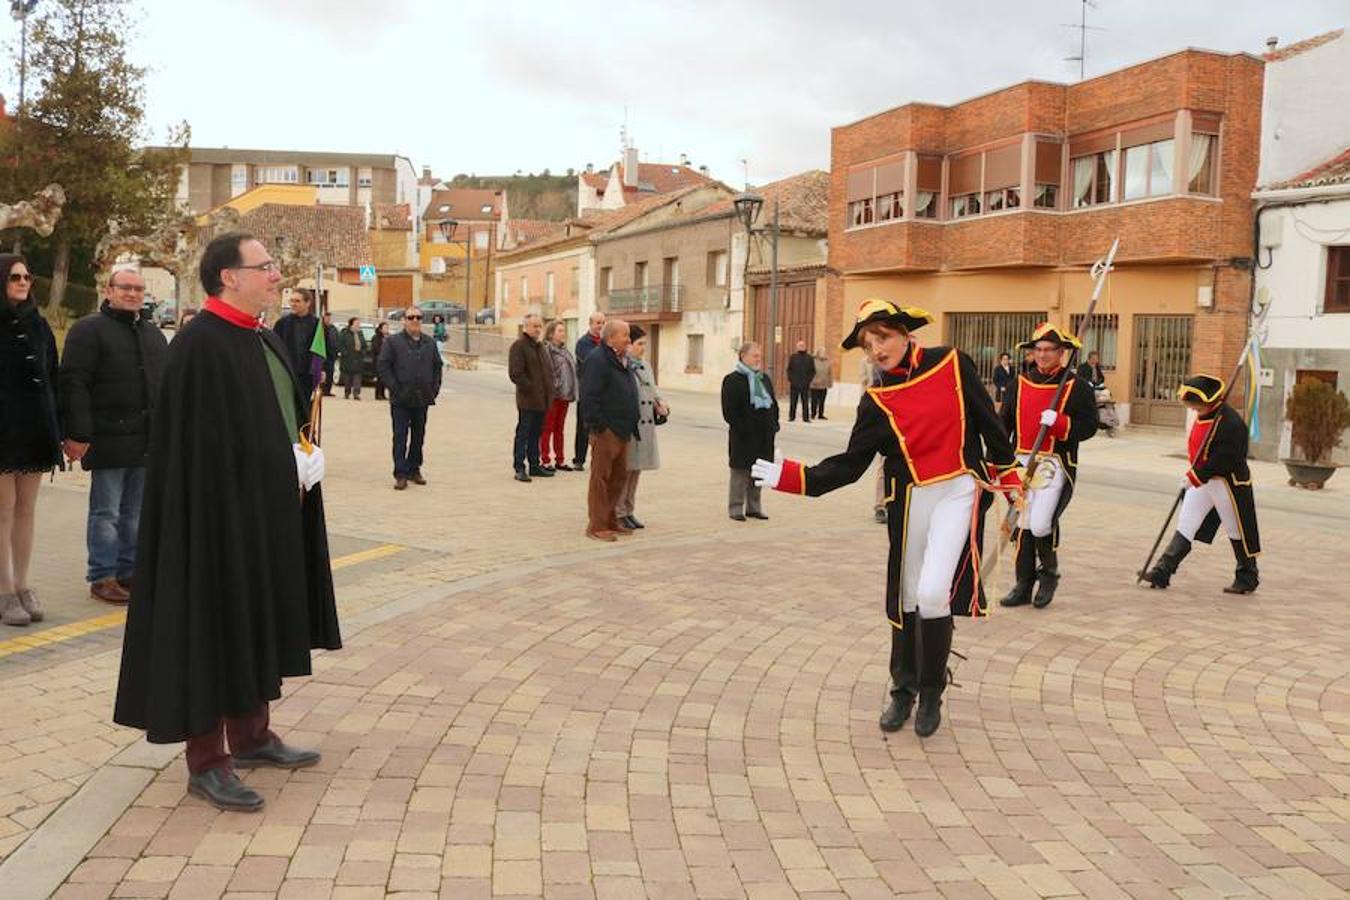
[[733, 191, 780, 380], [437, 218, 472, 353], [10, 2, 37, 120]]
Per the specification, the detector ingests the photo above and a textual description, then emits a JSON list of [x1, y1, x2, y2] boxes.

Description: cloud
[[234, 0, 416, 46]]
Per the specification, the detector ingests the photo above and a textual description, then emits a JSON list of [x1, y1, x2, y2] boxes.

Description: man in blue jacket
[[580, 318, 638, 541], [571, 311, 606, 471]]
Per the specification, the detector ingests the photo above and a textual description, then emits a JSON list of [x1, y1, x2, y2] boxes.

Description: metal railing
[[605, 284, 683, 315]]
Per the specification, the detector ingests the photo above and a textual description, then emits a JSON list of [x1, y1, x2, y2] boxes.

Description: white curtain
[[915, 192, 934, 216], [1073, 156, 1094, 207], [1188, 134, 1213, 189]]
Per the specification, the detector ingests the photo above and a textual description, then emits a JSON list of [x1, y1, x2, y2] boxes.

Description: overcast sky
[[4, 1, 1345, 187]]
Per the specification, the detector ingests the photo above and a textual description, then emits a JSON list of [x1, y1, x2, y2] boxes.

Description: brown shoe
[[91, 578, 130, 605], [394, 477, 408, 490], [608, 523, 635, 536], [409, 472, 427, 485], [586, 530, 618, 542]]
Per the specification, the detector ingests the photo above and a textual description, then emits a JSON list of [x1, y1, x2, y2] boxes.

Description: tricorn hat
[[1177, 373, 1225, 405], [842, 298, 934, 350], [628, 324, 646, 342], [1017, 322, 1082, 351]]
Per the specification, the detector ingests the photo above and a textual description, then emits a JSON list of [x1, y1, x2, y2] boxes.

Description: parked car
[[390, 300, 467, 325], [474, 307, 496, 325], [155, 302, 178, 328]]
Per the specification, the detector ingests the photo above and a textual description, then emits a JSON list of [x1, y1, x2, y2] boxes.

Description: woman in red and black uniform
[[997, 323, 1098, 610], [1143, 374, 1260, 594], [752, 300, 1021, 737]]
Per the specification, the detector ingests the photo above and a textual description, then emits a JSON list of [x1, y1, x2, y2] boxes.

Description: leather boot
[[1032, 535, 1059, 609], [1223, 540, 1259, 595], [187, 768, 264, 812], [1143, 532, 1192, 589], [880, 612, 918, 732], [914, 616, 953, 738], [999, 532, 1037, 607]]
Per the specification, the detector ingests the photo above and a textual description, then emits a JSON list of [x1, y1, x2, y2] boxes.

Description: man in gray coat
[[376, 306, 443, 490]]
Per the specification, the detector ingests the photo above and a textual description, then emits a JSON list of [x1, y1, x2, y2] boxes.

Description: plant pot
[[1283, 459, 1338, 489]]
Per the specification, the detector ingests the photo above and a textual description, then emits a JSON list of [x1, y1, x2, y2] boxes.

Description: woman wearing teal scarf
[[720, 342, 779, 520]]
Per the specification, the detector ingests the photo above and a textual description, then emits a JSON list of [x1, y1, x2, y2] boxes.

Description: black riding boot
[[1223, 540, 1259, 594], [1143, 532, 1192, 588], [880, 612, 918, 732], [914, 616, 953, 738], [1033, 535, 1059, 608], [999, 533, 1037, 607]]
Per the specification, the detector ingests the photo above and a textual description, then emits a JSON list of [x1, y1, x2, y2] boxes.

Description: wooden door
[[1131, 314, 1193, 427], [751, 281, 816, 395]]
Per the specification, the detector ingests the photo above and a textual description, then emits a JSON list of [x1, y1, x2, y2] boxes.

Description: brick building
[[828, 46, 1265, 426]]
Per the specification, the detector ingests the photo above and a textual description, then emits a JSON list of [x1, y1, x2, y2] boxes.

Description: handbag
[[654, 407, 668, 426]]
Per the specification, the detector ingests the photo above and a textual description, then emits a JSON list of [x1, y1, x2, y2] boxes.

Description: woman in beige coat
[[809, 347, 833, 420], [616, 325, 668, 529]]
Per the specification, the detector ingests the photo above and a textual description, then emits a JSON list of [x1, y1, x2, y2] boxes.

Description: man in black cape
[[114, 232, 342, 812]]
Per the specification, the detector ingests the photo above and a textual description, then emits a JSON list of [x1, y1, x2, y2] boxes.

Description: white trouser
[[1016, 453, 1067, 538], [901, 474, 976, 620], [1177, 478, 1240, 541]]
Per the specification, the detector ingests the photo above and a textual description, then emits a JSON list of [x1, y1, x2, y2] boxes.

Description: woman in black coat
[[720, 341, 779, 521], [370, 322, 389, 400], [992, 352, 1014, 409], [0, 254, 62, 626]]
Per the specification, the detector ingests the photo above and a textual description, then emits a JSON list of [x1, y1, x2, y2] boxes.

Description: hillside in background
[[449, 172, 577, 221]]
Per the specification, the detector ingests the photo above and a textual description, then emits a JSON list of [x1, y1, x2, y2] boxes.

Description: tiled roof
[[1265, 147, 1350, 190], [424, 188, 502, 222], [580, 172, 608, 191], [504, 218, 566, 248], [582, 162, 712, 198], [498, 187, 712, 261], [373, 203, 411, 230], [1263, 29, 1343, 62], [238, 203, 371, 269], [702, 170, 829, 235]]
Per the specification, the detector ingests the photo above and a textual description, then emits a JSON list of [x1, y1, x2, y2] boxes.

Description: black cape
[[114, 311, 341, 744]]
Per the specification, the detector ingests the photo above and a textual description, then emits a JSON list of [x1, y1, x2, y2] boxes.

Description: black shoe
[[625, 515, 645, 529], [409, 472, 427, 485], [555, 463, 574, 471], [515, 468, 531, 483], [879, 688, 916, 732], [1142, 532, 1192, 589], [730, 513, 747, 522], [874, 508, 887, 524], [817, 415, 828, 420], [529, 466, 555, 477], [1223, 539, 1259, 594], [746, 511, 769, 520], [188, 768, 264, 812], [232, 738, 321, 770], [573, 461, 585, 472], [1032, 535, 1058, 608], [914, 687, 943, 737], [999, 580, 1035, 608]]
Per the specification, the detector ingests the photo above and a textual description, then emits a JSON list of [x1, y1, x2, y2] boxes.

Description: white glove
[[1181, 474, 1194, 490], [751, 450, 784, 489], [1039, 409, 1058, 428], [304, 445, 326, 491]]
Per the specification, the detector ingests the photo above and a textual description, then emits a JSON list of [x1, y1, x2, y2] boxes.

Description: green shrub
[[1286, 378, 1350, 464], [30, 275, 99, 319]]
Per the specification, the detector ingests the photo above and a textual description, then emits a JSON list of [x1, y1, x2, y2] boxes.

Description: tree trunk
[[48, 232, 71, 310]]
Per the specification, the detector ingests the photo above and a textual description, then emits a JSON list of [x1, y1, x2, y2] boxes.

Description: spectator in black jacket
[[992, 352, 1015, 409], [59, 268, 169, 605], [0, 254, 62, 628], [1077, 351, 1106, 389], [272, 290, 322, 396], [580, 319, 638, 541], [377, 307, 444, 490], [337, 317, 367, 400], [320, 311, 339, 397], [571, 311, 606, 470], [721, 342, 778, 521], [786, 339, 814, 422]]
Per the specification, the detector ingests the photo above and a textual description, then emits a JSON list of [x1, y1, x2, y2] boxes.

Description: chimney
[[421, 165, 431, 182], [1266, 36, 1279, 51], [585, 162, 594, 174], [679, 152, 689, 166], [623, 146, 640, 188], [698, 165, 709, 176]]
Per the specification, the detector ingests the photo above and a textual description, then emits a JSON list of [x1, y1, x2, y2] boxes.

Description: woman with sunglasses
[[0, 254, 63, 626]]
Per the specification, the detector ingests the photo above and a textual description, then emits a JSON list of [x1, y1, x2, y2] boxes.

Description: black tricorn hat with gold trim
[[1177, 373, 1225, 405], [1017, 322, 1082, 351], [842, 299, 934, 350]]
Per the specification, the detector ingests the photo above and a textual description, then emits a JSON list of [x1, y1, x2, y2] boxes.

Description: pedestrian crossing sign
[[359, 264, 376, 283]]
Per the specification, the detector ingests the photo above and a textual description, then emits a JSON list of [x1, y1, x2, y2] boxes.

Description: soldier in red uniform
[[997, 323, 1099, 609], [752, 300, 1022, 738], [1143, 374, 1260, 593]]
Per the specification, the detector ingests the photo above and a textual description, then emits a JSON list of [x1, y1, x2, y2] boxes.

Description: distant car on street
[[154, 302, 178, 328], [390, 300, 466, 324], [474, 307, 496, 325]]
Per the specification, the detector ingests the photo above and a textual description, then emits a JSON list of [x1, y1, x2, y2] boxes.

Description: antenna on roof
[[619, 106, 633, 154], [740, 158, 749, 190], [1062, 0, 1106, 81]]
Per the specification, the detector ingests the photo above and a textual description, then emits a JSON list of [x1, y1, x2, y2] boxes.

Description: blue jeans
[[391, 404, 428, 477], [513, 409, 545, 471], [87, 467, 146, 583]]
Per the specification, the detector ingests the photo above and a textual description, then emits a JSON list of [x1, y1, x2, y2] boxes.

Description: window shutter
[[1035, 141, 1063, 185], [874, 160, 905, 195], [1192, 112, 1222, 135], [1120, 119, 1176, 149], [846, 167, 874, 202], [983, 144, 1022, 190], [916, 156, 943, 192], [949, 153, 981, 195], [1069, 132, 1117, 159]]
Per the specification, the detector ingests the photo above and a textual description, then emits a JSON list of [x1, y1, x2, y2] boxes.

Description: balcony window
[[1034, 185, 1058, 209], [1187, 133, 1216, 195], [1034, 140, 1062, 210], [876, 192, 903, 222], [1325, 246, 1350, 314], [915, 155, 941, 219], [950, 193, 981, 218], [849, 198, 874, 227], [913, 192, 938, 218], [1123, 139, 1173, 200], [1070, 150, 1116, 208], [984, 187, 1020, 212]]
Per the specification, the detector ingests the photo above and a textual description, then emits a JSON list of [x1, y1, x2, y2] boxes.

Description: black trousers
[[513, 408, 545, 470], [573, 402, 589, 465], [391, 404, 428, 477], [789, 387, 812, 421], [810, 388, 827, 418]]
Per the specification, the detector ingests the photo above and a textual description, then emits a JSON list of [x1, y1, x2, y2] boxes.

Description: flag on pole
[[1242, 333, 1262, 441], [309, 319, 326, 392]]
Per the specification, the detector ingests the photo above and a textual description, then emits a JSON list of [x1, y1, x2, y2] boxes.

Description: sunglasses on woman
[[9, 272, 33, 283]]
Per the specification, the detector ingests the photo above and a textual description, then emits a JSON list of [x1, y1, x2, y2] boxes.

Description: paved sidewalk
[[2, 366, 1347, 899]]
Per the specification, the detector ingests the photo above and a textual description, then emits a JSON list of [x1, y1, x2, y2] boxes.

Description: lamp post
[[437, 218, 472, 353], [10, 1, 37, 120], [733, 191, 780, 380]]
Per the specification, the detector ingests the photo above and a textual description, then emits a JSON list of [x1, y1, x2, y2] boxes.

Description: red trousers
[[540, 398, 570, 466], [184, 703, 275, 775]]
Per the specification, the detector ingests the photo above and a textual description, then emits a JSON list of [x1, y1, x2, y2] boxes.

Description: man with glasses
[[377, 305, 443, 490], [114, 232, 340, 813], [59, 267, 169, 604], [272, 288, 324, 396]]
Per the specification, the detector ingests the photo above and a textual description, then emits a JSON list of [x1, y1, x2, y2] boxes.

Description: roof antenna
[[740, 158, 749, 190], [1062, 0, 1106, 81]]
